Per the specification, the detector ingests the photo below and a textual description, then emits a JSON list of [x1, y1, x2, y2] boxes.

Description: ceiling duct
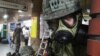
[[0, 0, 27, 11]]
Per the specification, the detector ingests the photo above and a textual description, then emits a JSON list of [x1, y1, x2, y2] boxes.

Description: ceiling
[[0, 0, 91, 23], [0, 0, 33, 23]]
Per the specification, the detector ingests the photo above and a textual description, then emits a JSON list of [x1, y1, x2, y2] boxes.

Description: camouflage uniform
[[14, 27, 22, 52], [19, 46, 35, 56], [42, 0, 82, 56], [47, 16, 81, 56]]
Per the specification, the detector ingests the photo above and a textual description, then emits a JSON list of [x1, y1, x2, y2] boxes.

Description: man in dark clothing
[[13, 23, 22, 53]]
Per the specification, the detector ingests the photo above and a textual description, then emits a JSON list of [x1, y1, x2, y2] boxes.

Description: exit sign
[[0, 1, 27, 11]]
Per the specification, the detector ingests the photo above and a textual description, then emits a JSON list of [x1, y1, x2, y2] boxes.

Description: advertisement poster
[[30, 17, 37, 38], [10, 23, 16, 31]]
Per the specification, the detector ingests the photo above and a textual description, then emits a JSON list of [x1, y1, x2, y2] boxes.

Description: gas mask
[[42, 0, 82, 44], [54, 15, 80, 44]]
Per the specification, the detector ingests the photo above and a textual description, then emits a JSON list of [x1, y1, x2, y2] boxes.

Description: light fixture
[[3, 14, 8, 20], [18, 10, 23, 13]]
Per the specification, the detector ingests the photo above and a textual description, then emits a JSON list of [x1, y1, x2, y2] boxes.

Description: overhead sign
[[0, 1, 27, 11]]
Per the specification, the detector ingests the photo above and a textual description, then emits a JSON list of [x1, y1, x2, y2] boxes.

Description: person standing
[[7, 24, 13, 48], [23, 27, 30, 46], [13, 23, 22, 53], [7, 32, 12, 48]]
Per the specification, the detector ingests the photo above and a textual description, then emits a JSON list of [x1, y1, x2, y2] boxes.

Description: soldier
[[19, 46, 35, 56], [13, 23, 22, 53], [42, 0, 82, 56]]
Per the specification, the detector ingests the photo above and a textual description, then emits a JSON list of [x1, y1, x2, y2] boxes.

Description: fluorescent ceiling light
[[3, 14, 8, 19], [18, 10, 23, 13]]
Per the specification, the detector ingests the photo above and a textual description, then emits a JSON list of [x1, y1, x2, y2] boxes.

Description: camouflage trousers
[[15, 36, 21, 52]]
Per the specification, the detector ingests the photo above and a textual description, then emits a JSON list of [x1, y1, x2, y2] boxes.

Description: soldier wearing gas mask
[[43, 0, 82, 56]]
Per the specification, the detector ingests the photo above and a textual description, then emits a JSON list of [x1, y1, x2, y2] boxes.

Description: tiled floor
[[0, 43, 14, 56], [0, 40, 33, 56]]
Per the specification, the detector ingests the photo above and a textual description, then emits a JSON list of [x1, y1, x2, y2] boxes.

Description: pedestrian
[[7, 32, 12, 48], [23, 27, 30, 46], [13, 23, 22, 53]]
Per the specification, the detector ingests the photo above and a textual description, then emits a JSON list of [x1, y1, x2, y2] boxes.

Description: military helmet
[[43, 0, 81, 20]]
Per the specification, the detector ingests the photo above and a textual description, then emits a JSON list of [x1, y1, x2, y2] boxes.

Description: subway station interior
[[0, 0, 100, 56]]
